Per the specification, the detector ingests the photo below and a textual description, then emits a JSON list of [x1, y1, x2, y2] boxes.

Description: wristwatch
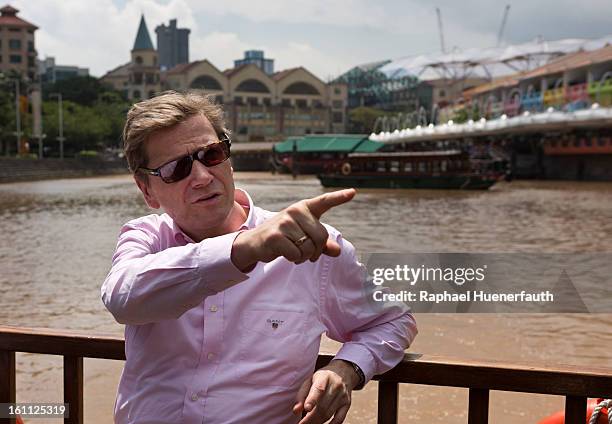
[[347, 361, 366, 390]]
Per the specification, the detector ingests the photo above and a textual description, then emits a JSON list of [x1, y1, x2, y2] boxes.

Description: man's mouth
[[194, 193, 220, 203]]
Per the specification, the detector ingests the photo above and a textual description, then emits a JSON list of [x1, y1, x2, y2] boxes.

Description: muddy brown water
[[1, 174, 611, 423]]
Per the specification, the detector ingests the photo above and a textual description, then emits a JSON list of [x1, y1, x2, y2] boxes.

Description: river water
[[1, 173, 611, 423]]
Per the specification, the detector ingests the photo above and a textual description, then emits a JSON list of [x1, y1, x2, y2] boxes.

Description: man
[[102, 91, 417, 424]]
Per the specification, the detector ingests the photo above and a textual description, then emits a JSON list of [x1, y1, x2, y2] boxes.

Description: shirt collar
[[171, 188, 255, 244]]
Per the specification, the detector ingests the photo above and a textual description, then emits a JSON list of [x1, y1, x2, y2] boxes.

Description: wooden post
[[564, 396, 587, 424], [0, 351, 16, 424], [468, 388, 489, 424], [377, 381, 398, 424], [292, 139, 298, 179], [64, 356, 83, 424]]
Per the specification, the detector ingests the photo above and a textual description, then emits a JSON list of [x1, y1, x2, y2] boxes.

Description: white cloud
[[7, 0, 611, 79], [188, 0, 389, 29], [12, 0, 362, 78], [13, 0, 196, 76], [189, 32, 250, 72], [268, 42, 353, 81]]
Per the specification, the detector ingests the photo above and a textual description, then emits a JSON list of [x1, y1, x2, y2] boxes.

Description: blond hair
[[123, 90, 228, 174]]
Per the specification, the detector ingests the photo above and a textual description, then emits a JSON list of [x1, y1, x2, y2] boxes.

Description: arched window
[[190, 75, 223, 90], [135, 56, 143, 65], [283, 82, 320, 95], [235, 79, 270, 93]]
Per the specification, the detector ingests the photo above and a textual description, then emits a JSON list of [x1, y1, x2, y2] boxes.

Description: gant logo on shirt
[[266, 318, 285, 329]]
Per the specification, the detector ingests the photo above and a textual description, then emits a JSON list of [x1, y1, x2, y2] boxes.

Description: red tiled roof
[[519, 45, 612, 80], [223, 64, 250, 77], [100, 62, 130, 79], [463, 44, 612, 98], [0, 4, 37, 29], [166, 62, 196, 75], [272, 67, 300, 81], [463, 73, 523, 98]]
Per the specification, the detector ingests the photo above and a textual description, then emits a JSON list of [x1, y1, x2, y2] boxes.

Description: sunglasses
[[137, 135, 231, 183]]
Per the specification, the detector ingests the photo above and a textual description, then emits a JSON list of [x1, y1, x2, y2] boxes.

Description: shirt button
[[207, 353, 215, 360], [191, 393, 198, 401], [209, 305, 218, 312]]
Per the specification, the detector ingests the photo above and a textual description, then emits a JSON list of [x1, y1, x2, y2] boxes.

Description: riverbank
[[0, 157, 129, 184], [0, 148, 275, 184]]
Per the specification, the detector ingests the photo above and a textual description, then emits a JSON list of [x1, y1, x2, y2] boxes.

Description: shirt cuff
[[196, 231, 250, 293], [333, 343, 376, 386]]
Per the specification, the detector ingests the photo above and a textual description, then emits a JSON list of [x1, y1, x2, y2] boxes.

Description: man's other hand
[[231, 189, 356, 272], [291, 359, 360, 424]]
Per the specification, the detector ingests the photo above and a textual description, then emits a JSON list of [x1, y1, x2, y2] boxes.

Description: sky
[[10, 0, 612, 80]]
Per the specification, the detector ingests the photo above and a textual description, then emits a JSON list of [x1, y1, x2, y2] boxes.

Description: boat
[[317, 149, 505, 190]]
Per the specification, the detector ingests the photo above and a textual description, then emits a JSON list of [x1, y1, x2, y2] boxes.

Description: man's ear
[[134, 175, 161, 209]]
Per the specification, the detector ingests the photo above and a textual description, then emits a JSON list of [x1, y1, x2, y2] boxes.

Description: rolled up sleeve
[[319, 231, 417, 383]]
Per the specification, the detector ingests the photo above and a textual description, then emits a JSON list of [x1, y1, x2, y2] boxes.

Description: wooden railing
[[1, 325, 611, 424]]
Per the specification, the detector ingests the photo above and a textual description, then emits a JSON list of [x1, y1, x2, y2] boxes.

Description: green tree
[[452, 107, 469, 124], [348, 106, 391, 133], [0, 71, 31, 156], [43, 76, 122, 106], [42, 96, 130, 156]]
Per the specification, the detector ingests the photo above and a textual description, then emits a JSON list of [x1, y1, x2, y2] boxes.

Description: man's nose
[[189, 159, 214, 187]]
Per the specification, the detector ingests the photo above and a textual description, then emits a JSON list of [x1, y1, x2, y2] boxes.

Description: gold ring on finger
[[293, 235, 309, 247]]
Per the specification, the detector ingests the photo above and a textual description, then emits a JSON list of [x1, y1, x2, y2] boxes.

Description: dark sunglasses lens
[[160, 155, 193, 182], [198, 144, 229, 166]]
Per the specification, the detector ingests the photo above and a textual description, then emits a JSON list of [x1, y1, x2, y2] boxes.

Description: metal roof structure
[[378, 35, 612, 82], [335, 35, 612, 110]]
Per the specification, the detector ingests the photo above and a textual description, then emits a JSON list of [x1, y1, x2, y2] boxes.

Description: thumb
[[322, 238, 342, 257], [292, 376, 312, 415]]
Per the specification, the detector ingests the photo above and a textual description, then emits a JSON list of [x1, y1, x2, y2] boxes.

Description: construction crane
[[497, 4, 511, 47], [436, 7, 446, 54]]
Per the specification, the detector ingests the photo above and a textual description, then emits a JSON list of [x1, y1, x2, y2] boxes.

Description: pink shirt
[[101, 189, 417, 424]]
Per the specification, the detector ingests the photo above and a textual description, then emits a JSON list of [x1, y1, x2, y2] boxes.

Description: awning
[[274, 134, 379, 153]]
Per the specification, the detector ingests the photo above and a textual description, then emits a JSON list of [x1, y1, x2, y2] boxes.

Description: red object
[[0, 5, 38, 29], [17, 415, 25, 424], [538, 398, 608, 424]]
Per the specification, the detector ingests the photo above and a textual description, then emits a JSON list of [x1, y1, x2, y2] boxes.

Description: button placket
[[189, 292, 224, 402]]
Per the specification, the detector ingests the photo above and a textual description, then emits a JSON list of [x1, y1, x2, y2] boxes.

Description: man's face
[[135, 114, 240, 241]]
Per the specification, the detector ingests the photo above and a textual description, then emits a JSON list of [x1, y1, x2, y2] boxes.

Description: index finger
[[303, 372, 330, 412], [305, 189, 356, 219]]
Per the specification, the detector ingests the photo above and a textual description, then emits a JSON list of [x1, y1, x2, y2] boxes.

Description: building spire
[[132, 14, 154, 51]]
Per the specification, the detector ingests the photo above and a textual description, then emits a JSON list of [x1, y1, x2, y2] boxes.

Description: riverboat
[[317, 150, 504, 190]]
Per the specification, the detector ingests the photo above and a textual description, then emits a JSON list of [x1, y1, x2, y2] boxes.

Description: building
[[0, 4, 37, 79], [164, 61, 347, 141], [38, 56, 89, 83], [462, 44, 612, 120], [101, 15, 348, 139], [337, 35, 612, 126], [127, 15, 161, 100], [234, 50, 274, 75], [155, 19, 189, 71]]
